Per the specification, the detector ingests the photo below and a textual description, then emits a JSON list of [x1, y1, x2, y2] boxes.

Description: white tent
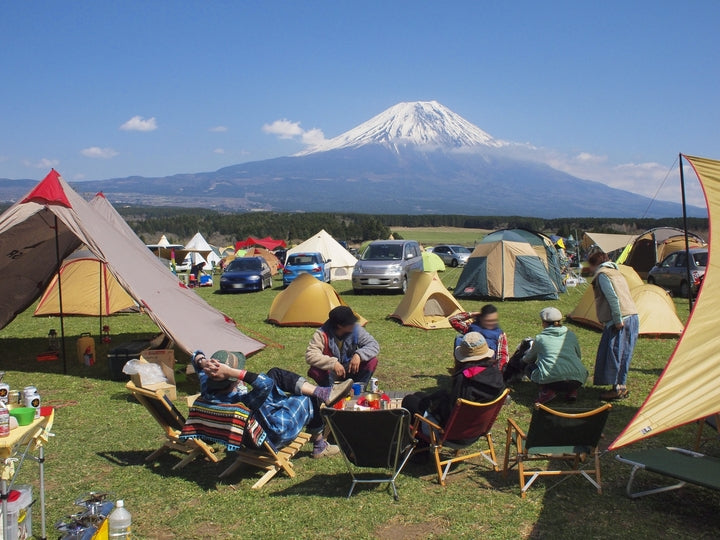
[[0, 173, 264, 364], [178, 232, 221, 271], [287, 229, 357, 281]]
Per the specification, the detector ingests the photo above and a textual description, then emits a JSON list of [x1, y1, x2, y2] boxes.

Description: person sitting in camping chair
[[192, 351, 353, 458], [189, 261, 205, 287]]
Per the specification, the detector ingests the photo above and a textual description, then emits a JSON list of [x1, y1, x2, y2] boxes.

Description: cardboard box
[[129, 349, 177, 400]]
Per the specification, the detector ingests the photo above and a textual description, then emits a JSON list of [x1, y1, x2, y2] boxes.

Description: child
[[450, 305, 509, 371]]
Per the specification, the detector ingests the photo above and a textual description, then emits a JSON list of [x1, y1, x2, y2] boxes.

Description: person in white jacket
[[306, 306, 380, 387]]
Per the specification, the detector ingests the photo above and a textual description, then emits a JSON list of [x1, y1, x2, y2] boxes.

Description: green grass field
[[1, 265, 717, 539], [390, 227, 489, 246]]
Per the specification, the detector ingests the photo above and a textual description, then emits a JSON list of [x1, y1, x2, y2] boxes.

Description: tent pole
[[99, 259, 103, 339], [53, 215, 67, 374], [679, 153, 694, 313]]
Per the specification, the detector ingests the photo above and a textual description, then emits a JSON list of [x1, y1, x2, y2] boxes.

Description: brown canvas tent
[[389, 271, 464, 329], [618, 227, 705, 278], [0, 173, 264, 369], [268, 273, 367, 327], [244, 247, 281, 275], [568, 264, 684, 336]]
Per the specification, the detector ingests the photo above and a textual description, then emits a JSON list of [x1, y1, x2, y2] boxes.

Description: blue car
[[282, 252, 331, 287], [220, 257, 273, 292]]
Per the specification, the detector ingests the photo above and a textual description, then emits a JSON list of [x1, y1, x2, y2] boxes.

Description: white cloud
[[209, 125, 228, 132], [120, 115, 158, 132], [301, 128, 327, 146], [24, 158, 59, 169], [213, 148, 225, 154], [73, 173, 86, 180], [81, 146, 118, 159], [262, 119, 304, 139]]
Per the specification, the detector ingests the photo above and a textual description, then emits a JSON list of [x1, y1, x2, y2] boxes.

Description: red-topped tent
[[235, 235, 286, 251]]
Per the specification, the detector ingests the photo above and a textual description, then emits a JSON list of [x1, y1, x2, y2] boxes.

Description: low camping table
[[0, 410, 54, 540], [616, 446, 720, 498]]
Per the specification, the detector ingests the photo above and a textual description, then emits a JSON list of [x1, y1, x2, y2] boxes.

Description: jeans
[[266, 367, 324, 434], [307, 357, 378, 387]]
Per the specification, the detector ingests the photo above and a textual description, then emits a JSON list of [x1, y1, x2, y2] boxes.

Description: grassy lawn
[[390, 226, 489, 246], [1, 266, 718, 539]]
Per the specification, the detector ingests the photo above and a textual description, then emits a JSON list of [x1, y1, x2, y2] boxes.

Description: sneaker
[[565, 389, 578, 402], [600, 387, 629, 401], [325, 379, 354, 407], [311, 440, 340, 459], [535, 389, 557, 405]]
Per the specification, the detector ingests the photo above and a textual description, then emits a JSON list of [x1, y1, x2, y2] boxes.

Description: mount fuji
[[30, 100, 699, 217]]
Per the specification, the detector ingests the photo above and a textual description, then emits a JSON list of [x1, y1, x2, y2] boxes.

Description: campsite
[[0, 168, 717, 539]]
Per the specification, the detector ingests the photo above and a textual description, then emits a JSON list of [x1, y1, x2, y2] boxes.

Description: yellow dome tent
[[34, 250, 137, 317], [267, 273, 367, 327], [389, 271, 464, 330], [567, 264, 684, 336]]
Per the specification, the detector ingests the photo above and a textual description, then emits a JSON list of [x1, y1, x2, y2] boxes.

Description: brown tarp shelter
[[268, 273, 367, 327], [618, 227, 705, 278], [0, 172, 264, 364], [610, 155, 718, 449], [389, 271, 463, 329], [243, 247, 281, 275], [581, 232, 637, 255]]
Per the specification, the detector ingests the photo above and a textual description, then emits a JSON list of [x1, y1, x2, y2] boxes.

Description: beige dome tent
[[286, 229, 358, 281], [568, 264, 684, 336], [34, 250, 137, 316], [389, 271, 464, 330], [268, 273, 367, 327]]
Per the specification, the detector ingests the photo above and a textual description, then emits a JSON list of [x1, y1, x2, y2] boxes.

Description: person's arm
[[597, 272, 623, 327], [305, 330, 340, 370], [498, 332, 509, 369], [354, 327, 380, 361], [522, 338, 539, 364], [205, 360, 273, 409]]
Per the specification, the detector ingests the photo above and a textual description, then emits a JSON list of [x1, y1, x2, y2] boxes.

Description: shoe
[[600, 387, 629, 401], [311, 441, 340, 459], [325, 379, 354, 407], [565, 389, 578, 402], [535, 389, 557, 405]]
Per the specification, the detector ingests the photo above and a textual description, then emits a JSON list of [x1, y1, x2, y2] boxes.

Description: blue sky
[[1, 1, 717, 205]]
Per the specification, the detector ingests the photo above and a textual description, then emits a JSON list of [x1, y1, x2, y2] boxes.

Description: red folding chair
[[412, 388, 509, 485]]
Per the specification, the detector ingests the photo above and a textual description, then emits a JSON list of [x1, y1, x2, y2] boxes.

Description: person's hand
[[204, 358, 228, 380], [614, 322, 625, 330], [333, 361, 346, 379], [348, 354, 361, 374]]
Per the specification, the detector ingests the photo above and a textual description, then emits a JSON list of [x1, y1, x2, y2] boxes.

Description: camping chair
[[695, 413, 720, 451], [411, 388, 510, 486], [320, 408, 416, 500], [180, 398, 311, 490], [503, 403, 611, 498], [126, 381, 219, 470], [616, 447, 720, 498]]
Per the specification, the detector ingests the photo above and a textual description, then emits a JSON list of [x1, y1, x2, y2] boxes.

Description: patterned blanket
[[180, 399, 267, 451]]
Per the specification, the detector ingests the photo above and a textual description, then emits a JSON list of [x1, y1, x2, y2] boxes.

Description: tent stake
[[53, 215, 67, 374], [679, 153, 694, 314]]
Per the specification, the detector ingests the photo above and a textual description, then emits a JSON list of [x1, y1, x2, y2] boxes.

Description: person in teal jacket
[[523, 307, 588, 404]]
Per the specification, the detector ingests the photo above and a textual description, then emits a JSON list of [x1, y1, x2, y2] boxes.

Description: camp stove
[[74, 491, 114, 516], [56, 492, 115, 539]]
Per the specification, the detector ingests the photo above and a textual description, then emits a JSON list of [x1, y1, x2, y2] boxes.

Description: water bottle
[[108, 499, 132, 539], [0, 403, 9, 437]]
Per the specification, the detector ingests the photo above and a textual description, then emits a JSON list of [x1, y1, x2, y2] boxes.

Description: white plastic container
[[108, 500, 131, 539], [1, 484, 33, 540]]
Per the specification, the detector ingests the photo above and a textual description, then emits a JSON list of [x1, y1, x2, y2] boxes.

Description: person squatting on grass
[[587, 251, 640, 401], [401, 332, 506, 427], [191, 350, 353, 458], [305, 306, 380, 387], [449, 304, 510, 371], [522, 307, 588, 404]]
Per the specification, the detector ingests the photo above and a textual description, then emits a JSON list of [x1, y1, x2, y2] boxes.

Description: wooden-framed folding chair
[[179, 398, 311, 490], [695, 413, 720, 451], [126, 381, 219, 470], [503, 403, 611, 498], [411, 388, 509, 486], [320, 408, 416, 500]]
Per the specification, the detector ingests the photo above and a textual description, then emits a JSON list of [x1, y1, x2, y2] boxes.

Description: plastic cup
[[351, 383, 363, 396]]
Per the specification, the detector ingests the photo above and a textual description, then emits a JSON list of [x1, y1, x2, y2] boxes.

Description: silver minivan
[[352, 240, 424, 293]]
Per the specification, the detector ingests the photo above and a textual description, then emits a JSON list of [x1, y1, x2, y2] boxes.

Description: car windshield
[[227, 259, 260, 271], [450, 246, 471, 254], [693, 252, 708, 267], [287, 255, 317, 266], [362, 244, 403, 260]]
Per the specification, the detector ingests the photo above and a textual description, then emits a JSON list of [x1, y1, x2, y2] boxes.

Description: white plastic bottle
[[108, 499, 132, 539], [0, 402, 9, 437]]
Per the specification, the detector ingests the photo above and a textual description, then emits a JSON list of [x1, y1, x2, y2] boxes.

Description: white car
[[432, 245, 471, 267]]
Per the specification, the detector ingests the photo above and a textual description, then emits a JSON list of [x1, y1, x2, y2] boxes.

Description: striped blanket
[[180, 399, 267, 451]]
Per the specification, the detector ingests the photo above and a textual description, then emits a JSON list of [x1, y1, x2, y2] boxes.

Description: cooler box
[[1, 484, 32, 540], [108, 340, 152, 381]]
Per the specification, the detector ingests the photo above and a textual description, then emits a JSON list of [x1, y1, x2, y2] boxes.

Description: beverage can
[[368, 377, 379, 393], [23, 386, 37, 397], [24, 391, 41, 418], [0, 383, 9, 404]]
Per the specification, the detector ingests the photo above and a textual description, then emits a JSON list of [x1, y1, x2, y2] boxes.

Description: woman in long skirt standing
[[588, 251, 640, 400]]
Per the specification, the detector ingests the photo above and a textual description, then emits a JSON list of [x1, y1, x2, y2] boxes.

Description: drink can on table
[[368, 377, 379, 393], [0, 383, 9, 404]]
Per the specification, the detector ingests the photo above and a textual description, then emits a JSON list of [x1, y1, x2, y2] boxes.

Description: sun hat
[[205, 350, 246, 391], [540, 307, 563, 323], [328, 306, 359, 327], [454, 332, 495, 363]]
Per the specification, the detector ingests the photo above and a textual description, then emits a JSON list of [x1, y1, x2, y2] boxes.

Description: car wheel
[[260, 279, 266, 291], [450, 258, 459, 267], [401, 276, 408, 294], [647, 276, 655, 285], [680, 280, 690, 298]]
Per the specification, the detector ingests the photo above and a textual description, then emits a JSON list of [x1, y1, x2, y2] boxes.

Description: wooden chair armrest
[[415, 414, 443, 432], [506, 418, 526, 440]]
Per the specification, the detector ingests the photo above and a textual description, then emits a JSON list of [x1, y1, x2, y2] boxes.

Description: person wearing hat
[[306, 305, 380, 387], [401, 332, 505, 427], [522, 307, 588, 404], [192, 350, 353, 458]]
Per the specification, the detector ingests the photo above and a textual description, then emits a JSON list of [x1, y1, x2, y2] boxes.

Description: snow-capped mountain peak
[[297, 100, 505, 155]]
